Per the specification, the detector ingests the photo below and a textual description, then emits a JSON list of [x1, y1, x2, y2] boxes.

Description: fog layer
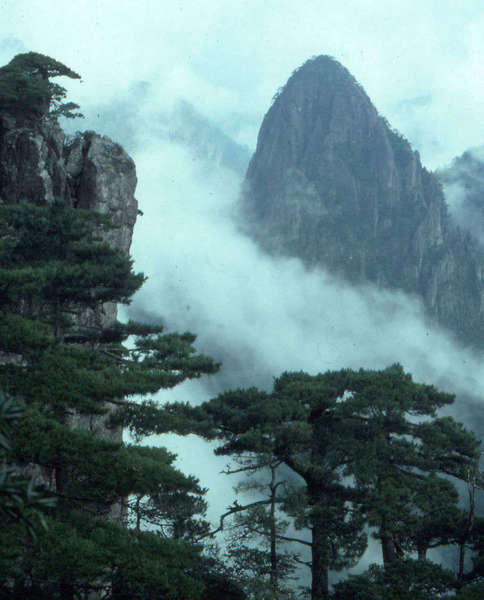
[[118, 126, 484, 524]]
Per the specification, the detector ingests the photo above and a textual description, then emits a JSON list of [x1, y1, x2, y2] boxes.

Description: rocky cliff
[[242, 55, 484, 348], [0, 110, 139, 442], [0, 113, 138, 252]]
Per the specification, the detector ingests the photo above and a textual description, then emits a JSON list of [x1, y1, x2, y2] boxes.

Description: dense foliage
[[149, 367, 484, 599], [0, 198, 243, 599], [0, 52, 83, 119]]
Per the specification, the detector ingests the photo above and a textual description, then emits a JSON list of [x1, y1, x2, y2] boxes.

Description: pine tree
[[218, 459, 300, 599], [0, 199, 242, 599], [0, 391, 54, 539], [0, 52, 83, 119], [159, 365, 482, 599]]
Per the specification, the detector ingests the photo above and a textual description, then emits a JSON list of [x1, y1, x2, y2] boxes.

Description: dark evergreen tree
[[218, 459, 301, 599], [0, 391, 54, 540], [152, 365, 481, 599], [331, 559, 457, 599], [0, 52, 83, 118], [127, 455, 210, 541], [0, 198, 243, 599], [453, 582, 484, 599]]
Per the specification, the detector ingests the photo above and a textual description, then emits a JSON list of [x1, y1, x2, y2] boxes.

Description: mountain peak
[[242, 57, 484, 349], [245, 54, 396, 210], [282, 54, 360, 90]]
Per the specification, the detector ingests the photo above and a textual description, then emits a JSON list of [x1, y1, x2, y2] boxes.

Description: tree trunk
[[55, 462, 68, 495], [59, 581, 74, 600], [417, 544, 427, 561], [311, 525, 329, 600], [135, 495, 141, 532], [269, 465, 278, 596], [380, 528, 398, 566], [458, 473, 476, 580]]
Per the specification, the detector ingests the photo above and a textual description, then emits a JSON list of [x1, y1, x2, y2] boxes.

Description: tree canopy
[[0, 52, 83, 118], [152, 365, 483, 599], [0, 199, 243, 599]]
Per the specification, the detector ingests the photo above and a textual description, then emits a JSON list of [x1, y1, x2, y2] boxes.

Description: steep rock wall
[[0, 113, 138, 252], [0, 111, 139, 444], [242, 56, 484, 348]]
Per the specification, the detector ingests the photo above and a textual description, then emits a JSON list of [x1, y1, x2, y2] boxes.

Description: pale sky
[[2, 0, 484, 167]]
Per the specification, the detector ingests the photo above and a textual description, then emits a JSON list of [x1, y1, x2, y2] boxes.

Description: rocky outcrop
[[242, 55, 484, 348], [0, 113, 138, 253], [0, 113, 68, 207], [64, 131, 138, 252], [0, 112, 139, 443]]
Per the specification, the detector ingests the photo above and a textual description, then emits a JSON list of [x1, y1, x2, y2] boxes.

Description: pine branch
[[98, 348, 132, 364], [293, 555, 312, 567], [221, 459, 284, 475], [199, 499, 273, 539], [240, 522, 313, 548]]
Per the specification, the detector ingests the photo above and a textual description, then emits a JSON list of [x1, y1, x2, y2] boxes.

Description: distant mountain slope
[[76, 89, 250, 176], [241, 55, 484, 348], [438, 147, 484, 248], [167, 100, 250, 175]]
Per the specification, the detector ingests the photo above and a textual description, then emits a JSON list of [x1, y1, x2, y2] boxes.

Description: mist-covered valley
[[84, 68, 484, 592], [88, 81, 482, 494], [2, 3, 484, 598], [59, 55, 484, 592]]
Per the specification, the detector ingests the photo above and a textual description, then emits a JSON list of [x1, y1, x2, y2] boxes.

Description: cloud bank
[[120, 129, 484, 529]]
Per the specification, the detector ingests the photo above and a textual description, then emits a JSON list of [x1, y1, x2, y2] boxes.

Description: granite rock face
[[64, 130, 138, 252], [0, 113, 68, 207], [0, 113, 138, 253], [242, 56, 484, 348], [0, 112, 139, 444]]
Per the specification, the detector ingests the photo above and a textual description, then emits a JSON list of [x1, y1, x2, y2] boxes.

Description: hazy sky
[[3, 1, 484, 572], [3, 0, 484, 167]]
